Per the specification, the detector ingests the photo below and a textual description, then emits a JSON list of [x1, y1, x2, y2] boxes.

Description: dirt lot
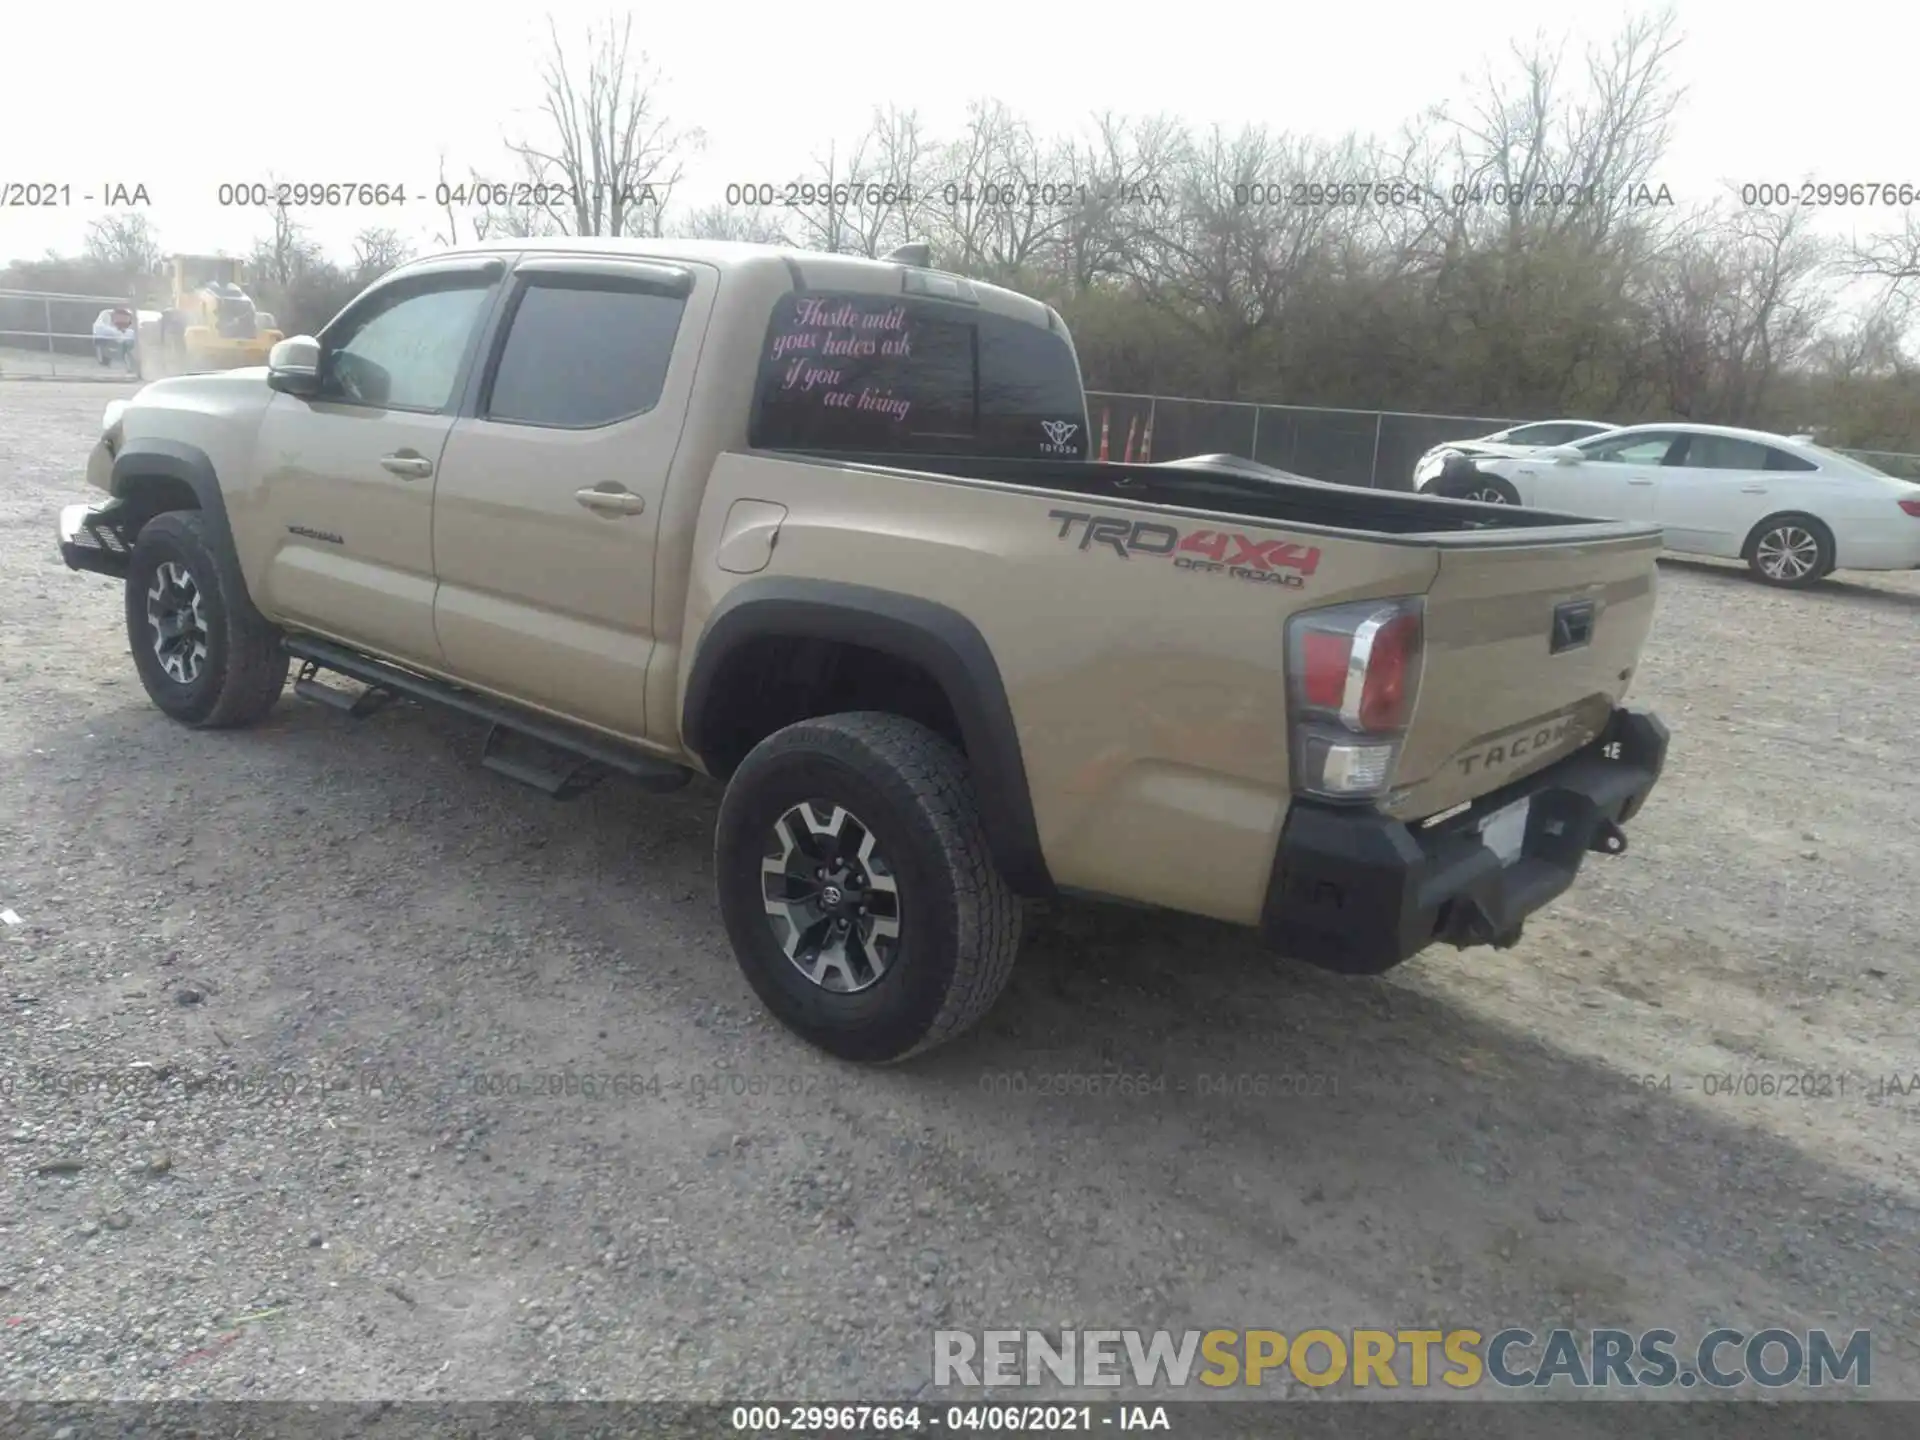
[[2, 381, 1917, 1418]]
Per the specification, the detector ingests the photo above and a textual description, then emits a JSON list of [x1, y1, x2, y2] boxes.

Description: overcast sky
[[1, 0, 1915, 264]]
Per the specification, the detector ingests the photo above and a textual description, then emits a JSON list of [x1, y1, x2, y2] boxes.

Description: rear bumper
[[1832, 534, 1920, 572], [59, 499, 132, 579], [1259, 707, 1669, 975]]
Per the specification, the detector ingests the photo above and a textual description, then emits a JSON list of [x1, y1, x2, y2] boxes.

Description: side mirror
[[1542, 445, 1584, 464], [266, 336, 322, 396]]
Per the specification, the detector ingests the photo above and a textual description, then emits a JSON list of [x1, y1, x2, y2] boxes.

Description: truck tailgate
[[1387, 525, 1662, 821]]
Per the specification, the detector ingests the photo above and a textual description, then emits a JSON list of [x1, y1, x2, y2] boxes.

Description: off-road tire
[[1744, 513, 1834, 589], [715, 712, 1022, 1063], [125, 510, 289, 727]]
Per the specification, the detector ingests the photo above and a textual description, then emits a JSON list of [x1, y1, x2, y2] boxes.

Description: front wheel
[[1429, 455, 1520, 505], [1432, 478, 1520, 505], [714, 712, 1022, 1063], [1746, 515, 1833, 588], [125, 510, 289, 727]]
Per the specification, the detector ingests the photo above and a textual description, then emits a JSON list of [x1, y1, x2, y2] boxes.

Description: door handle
[[380, 453, 433, 479], [1739, 484, 1767, 493], [575, 486, 646, 515], [1627, 477, 1654, 485]]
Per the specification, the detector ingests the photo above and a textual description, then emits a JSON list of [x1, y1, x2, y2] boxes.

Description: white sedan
[[1410, 418, 1615, 487], [1418, 422, 1920, 588]]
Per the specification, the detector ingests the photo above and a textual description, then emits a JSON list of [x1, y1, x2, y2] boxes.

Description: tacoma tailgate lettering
[[1456, 715, 1594, 777]]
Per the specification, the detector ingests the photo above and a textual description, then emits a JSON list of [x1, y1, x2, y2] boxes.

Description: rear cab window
[[748, 290, 1089, 460]]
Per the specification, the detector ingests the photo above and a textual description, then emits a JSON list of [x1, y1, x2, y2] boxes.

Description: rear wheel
[[1431, 462, 1520, 506], [714, 712, 1022, 1063], [125, 510, 289, 727], [1745, 514, 1833, 588]]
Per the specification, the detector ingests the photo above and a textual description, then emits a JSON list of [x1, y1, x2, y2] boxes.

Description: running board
[[283, 636, 691, 797], [293, 660, 397, 718], [480, 724, 604, 800]]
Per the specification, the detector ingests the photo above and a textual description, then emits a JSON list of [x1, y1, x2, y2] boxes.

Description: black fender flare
[[683, 577, 1055, 898], [110, 438, 269, 625]]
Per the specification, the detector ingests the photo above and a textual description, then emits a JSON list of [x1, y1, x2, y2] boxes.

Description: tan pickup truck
[[59, 238, 1669, 1062]]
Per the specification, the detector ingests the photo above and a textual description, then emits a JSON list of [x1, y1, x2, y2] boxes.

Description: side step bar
[[294, 661, 398, 718], [283, 635, 691, 797]]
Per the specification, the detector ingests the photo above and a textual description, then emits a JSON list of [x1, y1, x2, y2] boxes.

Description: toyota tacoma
[[58, 239, 1669, 1061]]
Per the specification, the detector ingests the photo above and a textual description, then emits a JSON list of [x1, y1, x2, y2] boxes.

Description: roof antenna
[[885, 242, 931, 267]]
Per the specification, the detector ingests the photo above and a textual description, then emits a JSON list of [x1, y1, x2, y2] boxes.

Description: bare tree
[[1126, 125, 1349, 396], [248, 190, 323, 293], [1846, 211, 1920, 300], [1053, 113, 1188, 294], [785, 107, 931, 257], [84, 213, 161, 289], [350, 227, 413, 282], [508, 13, 704, 238], [1439, 7, 1684, 250], [925, 101, 1073, 277], [1646, 203, 1835, 421], [925, 100, 1022, 271]]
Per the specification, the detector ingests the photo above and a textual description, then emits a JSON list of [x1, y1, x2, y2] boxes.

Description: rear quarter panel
[[1820, 472, 1920, 569], [681, 455, 1442, 925]]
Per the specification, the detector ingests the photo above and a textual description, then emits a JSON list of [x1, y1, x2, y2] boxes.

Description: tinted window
[[1582, 432, 1678, 465], [486, 280, 685, 428], [322, 282, 493, 411], [1765, 447, 1817, 472], [750, 291, 1087, 458], [1681, 434, 1774, 471]]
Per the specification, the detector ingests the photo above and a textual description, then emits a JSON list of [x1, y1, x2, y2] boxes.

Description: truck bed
[[770, 449, 1648, 541], [744, 444, 1662, 825]]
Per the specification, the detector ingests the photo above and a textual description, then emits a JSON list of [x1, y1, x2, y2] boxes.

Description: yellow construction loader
[[150, 254, 283, 371]]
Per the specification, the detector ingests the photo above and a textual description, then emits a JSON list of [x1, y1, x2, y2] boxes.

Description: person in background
[[93, 307, 138, 370]]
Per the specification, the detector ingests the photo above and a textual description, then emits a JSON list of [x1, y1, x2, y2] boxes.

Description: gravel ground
[[2, 381, 1917, 1419]]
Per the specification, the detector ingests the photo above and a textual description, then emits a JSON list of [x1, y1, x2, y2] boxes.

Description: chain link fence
[[0, 287, 149, 380], [1086, 391, 1920, 487]]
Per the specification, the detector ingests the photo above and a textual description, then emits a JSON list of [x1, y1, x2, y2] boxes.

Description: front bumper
[[1260, 707, 1668, 975], [59, 499, 132, 579]]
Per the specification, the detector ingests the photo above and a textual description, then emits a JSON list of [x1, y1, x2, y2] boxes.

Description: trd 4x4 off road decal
[[1047, 509, 1320, 588]]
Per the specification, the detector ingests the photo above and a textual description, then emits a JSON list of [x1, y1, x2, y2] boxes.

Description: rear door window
[[484, 278, 686, 428], [750, 291, 1088, 459], [1676, 434, 1774, 472]]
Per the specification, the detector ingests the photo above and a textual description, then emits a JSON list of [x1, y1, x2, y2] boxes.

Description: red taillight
[[1357, 611, 1421, 730], [1285, 597, 1427, 802], [1287, 601, 1426, 733], [1300, 632, 1352, 708], [1899, 498, 1920, 518]]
